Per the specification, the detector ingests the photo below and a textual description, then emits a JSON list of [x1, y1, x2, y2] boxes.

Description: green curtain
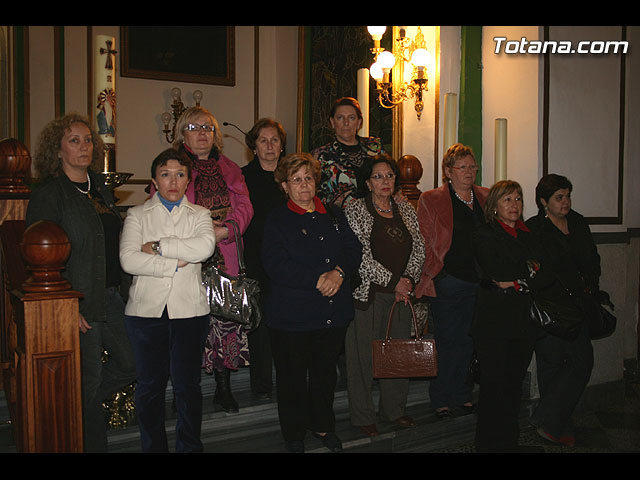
[[458, 26, 483, 184]]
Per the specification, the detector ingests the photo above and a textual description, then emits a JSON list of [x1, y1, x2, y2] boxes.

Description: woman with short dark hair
[[526, 173, 601, 447]]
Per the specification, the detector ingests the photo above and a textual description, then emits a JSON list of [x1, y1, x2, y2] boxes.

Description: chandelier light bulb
[[171, 87, 182, 102], [370, 62, 384, 81], [411, 48, 430, 68], [367, 26, 387, 41], [377, 50, 396, 70]]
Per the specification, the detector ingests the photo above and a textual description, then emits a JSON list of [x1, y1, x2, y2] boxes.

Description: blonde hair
[[172, 106, 223, 152], [442, 143, 476, 183], [484, 180, 524, 222]]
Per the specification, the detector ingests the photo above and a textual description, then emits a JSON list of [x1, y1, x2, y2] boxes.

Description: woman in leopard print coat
[[343, 154, 426, 437]]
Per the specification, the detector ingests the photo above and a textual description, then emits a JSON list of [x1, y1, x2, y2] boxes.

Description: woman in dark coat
[[241, 118, 288, 399], [525, 174, 600, 447], [472, 180, 551, 453], [262, 152, 362, 453]]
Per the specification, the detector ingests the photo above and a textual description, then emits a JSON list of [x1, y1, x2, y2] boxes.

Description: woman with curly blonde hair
[[26, 113, 136, 452]]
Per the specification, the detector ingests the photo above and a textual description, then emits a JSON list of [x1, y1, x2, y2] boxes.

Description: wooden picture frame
[[120, 26, 235, 86]]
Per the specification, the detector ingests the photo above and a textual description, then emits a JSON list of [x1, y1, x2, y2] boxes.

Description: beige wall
[[18, 25, 640, 381]]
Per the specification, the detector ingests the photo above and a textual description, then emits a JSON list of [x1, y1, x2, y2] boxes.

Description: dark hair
[[535, 174, 573, 213], [358, 153, 400, 197], [151, 148, 192, 179], [245, 118, 287, 153], [330, 97, 363, 119]]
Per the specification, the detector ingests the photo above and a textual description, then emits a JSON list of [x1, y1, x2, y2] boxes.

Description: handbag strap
[[385, 298, 424, 341], [223, 218, 247, 276]]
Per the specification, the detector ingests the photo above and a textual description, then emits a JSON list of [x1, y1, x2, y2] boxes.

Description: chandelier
[[367, 26, 431, 119]]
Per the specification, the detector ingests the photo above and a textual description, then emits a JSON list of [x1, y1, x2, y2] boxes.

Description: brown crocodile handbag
[[372, 299, 438, 378]]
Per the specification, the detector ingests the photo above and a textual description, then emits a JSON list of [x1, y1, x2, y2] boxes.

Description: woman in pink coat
[[171, 106, 254, 413]]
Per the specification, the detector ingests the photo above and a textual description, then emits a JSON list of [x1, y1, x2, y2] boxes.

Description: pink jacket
[[415, 183, 489, 298], [151, 154, 253, 276]]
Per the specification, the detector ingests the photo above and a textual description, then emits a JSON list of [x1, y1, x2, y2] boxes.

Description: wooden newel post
[[396, 154, 423, 208], [11, 220, 83, 452]]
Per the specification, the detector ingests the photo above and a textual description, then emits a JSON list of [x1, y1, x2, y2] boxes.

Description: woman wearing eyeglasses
[[343, 154, 425, 437], [262, 153, 362, 453], [170, 106, 254, 413], [415, 143, 489, 418]]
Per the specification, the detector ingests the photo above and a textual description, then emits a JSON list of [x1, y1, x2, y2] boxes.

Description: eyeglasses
[[370, 173, 396, 181], [183, 123, 215, 132], [450, 165, 478, 172], [288, 175, 315, 185]]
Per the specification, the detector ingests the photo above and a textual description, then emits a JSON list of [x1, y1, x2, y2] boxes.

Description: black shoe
[[312, 432, 343, 452], [213, 368, 239, 413], [284, 440, 305, 453], [458, 404, 477, 415]]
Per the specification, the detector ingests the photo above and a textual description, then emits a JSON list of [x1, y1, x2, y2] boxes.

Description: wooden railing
[[0, 138, 83, 452]]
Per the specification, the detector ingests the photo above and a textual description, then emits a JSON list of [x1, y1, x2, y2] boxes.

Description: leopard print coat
[[345, 196, 426, 305]]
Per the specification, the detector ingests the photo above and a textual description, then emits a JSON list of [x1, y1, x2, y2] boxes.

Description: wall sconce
[[367, 26, 431, 119], [161, 87, 203, 143]]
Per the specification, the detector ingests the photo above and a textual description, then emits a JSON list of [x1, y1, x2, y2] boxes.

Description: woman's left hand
[[316, 269, 344, 297], [394, 277, 413, 304], [213, 222, 229, 242]]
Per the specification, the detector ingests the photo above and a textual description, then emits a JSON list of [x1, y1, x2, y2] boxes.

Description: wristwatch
[[334, 266, 345, 278], [151, 241, 162, 256]]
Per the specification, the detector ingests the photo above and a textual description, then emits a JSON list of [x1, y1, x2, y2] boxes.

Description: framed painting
[[120, 26, 235, 86]]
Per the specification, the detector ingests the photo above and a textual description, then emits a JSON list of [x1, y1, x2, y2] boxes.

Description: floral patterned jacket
[[345, 195, 426, 305], [312, 135, 383, 209]]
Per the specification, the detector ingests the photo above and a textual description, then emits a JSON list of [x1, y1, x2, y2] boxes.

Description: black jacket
[[472, 220, 552, 341], [241, 159, 286, 294], [25, 170, 122, 323], [525, 210, 601, 295]]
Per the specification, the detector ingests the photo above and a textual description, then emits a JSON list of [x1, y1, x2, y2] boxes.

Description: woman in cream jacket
[[120, 148, 215, 453]]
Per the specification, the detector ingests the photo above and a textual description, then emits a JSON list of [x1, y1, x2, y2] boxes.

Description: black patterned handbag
[[201, 219, 261, 331]]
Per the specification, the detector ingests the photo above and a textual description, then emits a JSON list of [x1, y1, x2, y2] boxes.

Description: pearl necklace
[[374, 201, 392, 214], [74, 173, 91, 195], [454, 188, 474, 206]]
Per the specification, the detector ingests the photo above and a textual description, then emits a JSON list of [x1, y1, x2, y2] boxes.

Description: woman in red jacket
[[415, 144, 488, 418]]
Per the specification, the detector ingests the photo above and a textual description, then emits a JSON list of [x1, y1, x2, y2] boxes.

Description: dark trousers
[[81, 287, 136, 452], [270, 326, 347, 442], [125, 308, 210, 453], [474, 335, 535, 452], [531, 321, 593, 437], [428, 274, 477, 409], [248, 317, 273, 394]]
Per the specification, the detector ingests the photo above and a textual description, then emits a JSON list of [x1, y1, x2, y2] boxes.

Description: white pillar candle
[[495, 118, 508, 182], [357, 68, 369, 137], [443, 93, 457, 151], [94, 34, 117, 173]]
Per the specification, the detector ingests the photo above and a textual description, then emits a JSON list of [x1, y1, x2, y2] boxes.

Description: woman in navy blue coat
[[262, 152, 362, 453]]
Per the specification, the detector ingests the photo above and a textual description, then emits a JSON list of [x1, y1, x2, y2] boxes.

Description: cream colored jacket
[[120, 193, 216, 319]]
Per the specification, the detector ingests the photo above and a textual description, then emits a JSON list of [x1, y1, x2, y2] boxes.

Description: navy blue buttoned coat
[[262, 200, 362, 332]]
